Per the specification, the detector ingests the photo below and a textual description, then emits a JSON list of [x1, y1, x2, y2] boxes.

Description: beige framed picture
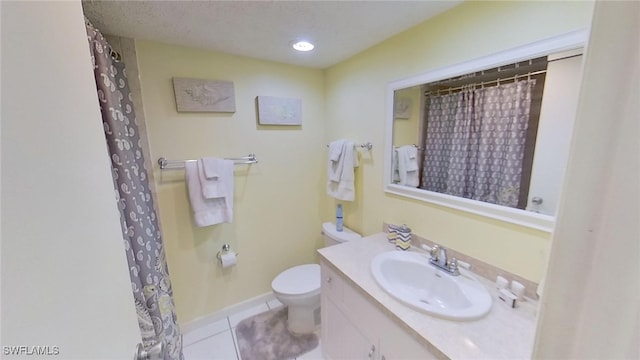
[[173, 77, 236, 113], [256, 96, 302, 125], [394, 97, 412, 119]]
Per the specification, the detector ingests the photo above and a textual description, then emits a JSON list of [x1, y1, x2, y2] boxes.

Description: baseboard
[[180, 292, 277, 334]]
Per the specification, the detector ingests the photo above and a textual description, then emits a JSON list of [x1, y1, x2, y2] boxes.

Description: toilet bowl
[[271, 222, 361, 334]]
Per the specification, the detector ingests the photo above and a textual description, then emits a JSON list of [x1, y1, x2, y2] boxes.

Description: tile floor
[[182, 298, 325, 360]]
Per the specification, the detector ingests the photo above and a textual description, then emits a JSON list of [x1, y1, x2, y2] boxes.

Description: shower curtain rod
[[157, 154, 258, 170], [424, 69, 547, 96], [107, 44, 122, 62]]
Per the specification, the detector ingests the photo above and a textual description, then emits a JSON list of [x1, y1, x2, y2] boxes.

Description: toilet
[[271, 222, 361, 334]]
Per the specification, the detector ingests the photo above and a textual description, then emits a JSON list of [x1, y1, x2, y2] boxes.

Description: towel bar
[[158, 154, 258, 169], [325, 142, 373, 150]]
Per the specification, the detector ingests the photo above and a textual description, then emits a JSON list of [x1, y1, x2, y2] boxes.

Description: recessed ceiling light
[[291, 40, 315, 52]]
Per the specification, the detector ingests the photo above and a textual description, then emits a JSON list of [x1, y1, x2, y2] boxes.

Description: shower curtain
[[86, 20, 183, 360], [421, 80, 535, 208]]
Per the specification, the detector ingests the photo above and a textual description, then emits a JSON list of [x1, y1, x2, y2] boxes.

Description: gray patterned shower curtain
[[421, 80, 535, 208], [86, 20, 183, 360]]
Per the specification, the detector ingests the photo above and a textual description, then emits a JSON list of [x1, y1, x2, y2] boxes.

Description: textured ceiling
[[82, 1, 462, 69]]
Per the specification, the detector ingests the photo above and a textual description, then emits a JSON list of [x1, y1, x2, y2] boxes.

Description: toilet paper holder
[[217, 244, 238, 261]]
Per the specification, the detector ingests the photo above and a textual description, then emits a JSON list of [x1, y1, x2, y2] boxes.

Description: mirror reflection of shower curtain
[[421, 80, 536, 208], [85, 20, 183, 360]]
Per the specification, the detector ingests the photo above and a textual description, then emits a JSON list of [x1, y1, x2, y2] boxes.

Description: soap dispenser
[[395, 224, 412, 250], [336, 204, 343, 232]]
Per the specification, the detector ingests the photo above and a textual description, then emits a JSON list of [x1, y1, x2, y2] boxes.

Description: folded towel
[[327, 139, 359, 201], [328, 139, 344, 162], [186, 160, 234, 227], [405, 146, 419, 171], [396, 145, 419, 187], [407, 148, 417, 160], [201, 157, 220, 179], [198, 157, 226, 198]]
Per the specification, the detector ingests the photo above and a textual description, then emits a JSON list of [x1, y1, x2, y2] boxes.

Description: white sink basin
[[371, 251, 492, 320]]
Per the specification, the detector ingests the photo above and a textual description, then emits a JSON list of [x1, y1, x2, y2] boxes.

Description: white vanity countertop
[[318, 233, 538, 360]]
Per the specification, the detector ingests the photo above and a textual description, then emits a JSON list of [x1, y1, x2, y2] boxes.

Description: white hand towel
[[198, 157, 225, 198], [201, 157, 220, 179], [327, 140, 359, 201], [327, 139, 346, 182], [405, 146, 419, 171], [328, 139, 344, 162], [407, 146, 417, 160], [186, 160, 234, 227], [397, 145, 419, 187]]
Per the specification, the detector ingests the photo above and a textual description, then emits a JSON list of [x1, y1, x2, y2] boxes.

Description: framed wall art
[[256, 96, 302, 126], [394, 97, 412, 119], [173, 77, 236, 113]]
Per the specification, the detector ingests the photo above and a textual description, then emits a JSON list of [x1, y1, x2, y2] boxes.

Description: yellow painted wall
[[135, 1, 593, 323], [136, 41, 326, 323], [324, 1, 594, 282]]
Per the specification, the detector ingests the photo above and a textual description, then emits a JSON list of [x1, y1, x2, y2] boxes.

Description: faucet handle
[[448, 257, 458, 272], [430, 245, 440, 260]]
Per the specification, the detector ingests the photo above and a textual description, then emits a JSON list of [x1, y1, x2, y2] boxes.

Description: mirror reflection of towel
[[396, 145, 419, 187]]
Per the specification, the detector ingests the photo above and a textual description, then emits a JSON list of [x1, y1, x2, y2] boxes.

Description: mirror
[[384, 30, 588, 232]]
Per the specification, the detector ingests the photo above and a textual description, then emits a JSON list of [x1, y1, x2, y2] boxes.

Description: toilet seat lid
[[272, 264, 320, 295]]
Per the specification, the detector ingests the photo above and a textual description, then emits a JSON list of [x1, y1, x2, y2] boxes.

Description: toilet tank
[[322, 222, 361, 247]]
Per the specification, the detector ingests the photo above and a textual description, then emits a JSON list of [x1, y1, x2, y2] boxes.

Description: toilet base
[[286, 303, 321, 334]]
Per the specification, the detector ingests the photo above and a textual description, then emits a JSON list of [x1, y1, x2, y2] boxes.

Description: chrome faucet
[[438, 247, 447, 268], [428, 244, 459, 276]]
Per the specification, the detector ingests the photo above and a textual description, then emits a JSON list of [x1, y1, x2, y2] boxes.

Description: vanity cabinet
[[323, 297, 377, 359], [320, 261, 438, 360]]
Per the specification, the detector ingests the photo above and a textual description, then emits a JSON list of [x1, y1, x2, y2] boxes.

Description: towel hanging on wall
[[198, 157, 227, 198], [185, 158, 234, 226], [327, 139, 359, 201]]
